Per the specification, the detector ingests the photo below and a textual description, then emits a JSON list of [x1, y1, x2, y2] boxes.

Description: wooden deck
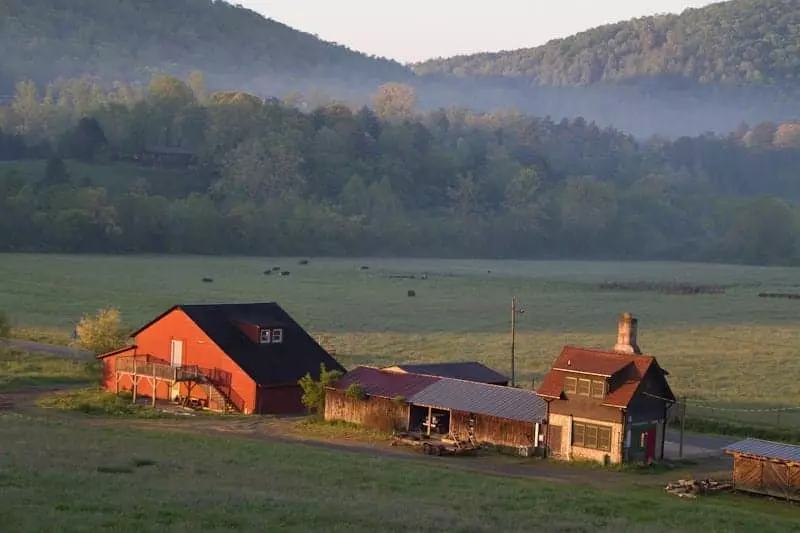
[[113, 356, 241, 412]]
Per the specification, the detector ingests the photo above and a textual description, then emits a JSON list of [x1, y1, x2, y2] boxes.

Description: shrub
[[298, 363, 343, 416], [74, 307, 128, 354], [392, 395, 407, 405], [345, 383, 367, 400]]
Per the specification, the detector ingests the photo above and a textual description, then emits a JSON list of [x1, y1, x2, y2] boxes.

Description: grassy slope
[[3, 254, 800, 423], [0, 346, 97, 392], [1, 413, 797, 533]]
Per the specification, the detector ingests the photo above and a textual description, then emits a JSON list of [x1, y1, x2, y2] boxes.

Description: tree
[[297, 363, 343, 417], [74, 307, 128, 354], [68, 117, 107, 162], [372, 83, 416, 121]]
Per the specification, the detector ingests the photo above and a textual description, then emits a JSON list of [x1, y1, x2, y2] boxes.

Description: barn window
[[564, 377, 577, 394], [577, 378, 591, 396], [572, 422, 612, 452], [591, 380, 606, 399], [272, 328, 283, 343], [259, 328, 271, 344]]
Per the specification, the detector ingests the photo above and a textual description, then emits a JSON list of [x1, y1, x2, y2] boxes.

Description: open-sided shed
[[325, 366, 547, 450], [724, 438, 800, 502]]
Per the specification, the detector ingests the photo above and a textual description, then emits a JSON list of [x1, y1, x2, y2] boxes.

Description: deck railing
[[115, 357, 231, 387]]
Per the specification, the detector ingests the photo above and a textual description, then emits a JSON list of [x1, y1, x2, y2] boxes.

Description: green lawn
[[0, 413, 797, 533], [0, 346, 97, 392], [3, 253, 800, 419]]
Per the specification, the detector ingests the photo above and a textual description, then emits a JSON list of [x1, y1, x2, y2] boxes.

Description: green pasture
[[2, 253, 800, 415]]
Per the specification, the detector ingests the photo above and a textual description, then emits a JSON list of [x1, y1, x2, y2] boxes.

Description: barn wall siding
[[257, 385, 304, 414], [324, 391, 411, 432], [103, 309, 258, 414], [450, 411, 535, 448]]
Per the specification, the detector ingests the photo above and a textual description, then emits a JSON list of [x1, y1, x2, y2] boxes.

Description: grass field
[[3, 253, 800, 427], [1, 412, 798, 533]]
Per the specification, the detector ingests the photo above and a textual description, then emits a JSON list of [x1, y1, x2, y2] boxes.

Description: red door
[[642, 428, 656, 462]]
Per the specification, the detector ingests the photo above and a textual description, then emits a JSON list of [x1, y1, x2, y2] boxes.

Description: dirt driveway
[[0, 385, 731, 489]]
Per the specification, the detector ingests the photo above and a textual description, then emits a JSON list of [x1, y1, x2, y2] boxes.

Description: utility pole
[[510, 297, 524, 387], [679, 395, 687, 459]]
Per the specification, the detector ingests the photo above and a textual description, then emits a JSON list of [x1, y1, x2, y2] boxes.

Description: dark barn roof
[[386, 362, 509, 385], [333, 366, 547, 424], [725, 438, 800, 463], [132, 303, 345, 387]]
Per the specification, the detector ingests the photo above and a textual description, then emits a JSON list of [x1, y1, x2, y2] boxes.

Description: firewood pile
[[664, 479, 732, 498]]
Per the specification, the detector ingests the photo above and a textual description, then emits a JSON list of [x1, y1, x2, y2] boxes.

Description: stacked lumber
[[664, 479, 732, 498]]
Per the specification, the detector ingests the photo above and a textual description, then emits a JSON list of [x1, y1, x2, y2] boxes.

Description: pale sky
[[243, 0, 720, 63]]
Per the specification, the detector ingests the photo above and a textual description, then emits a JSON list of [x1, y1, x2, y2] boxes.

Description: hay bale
[[298, 259, 309, 265], [280, 271, 291, 277], [407, 290, 416, 297], [360, 265, 370, 270], [263, 270, 272, 275], [202, 277, 214, 283]]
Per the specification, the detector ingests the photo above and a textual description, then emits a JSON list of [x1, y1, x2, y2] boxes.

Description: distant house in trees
[[536, 313, 676, 465]]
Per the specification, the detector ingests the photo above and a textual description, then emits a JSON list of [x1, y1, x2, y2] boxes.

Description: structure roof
[[333, 366, 547, 424], [725, 438, 800, 463], [385, 361, 509, 384], [537, 346, 671, 408], [130, 303, 345, 386], [335, 366, 440, 399]]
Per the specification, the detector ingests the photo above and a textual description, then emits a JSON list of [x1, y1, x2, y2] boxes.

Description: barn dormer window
[[259, 328, 283, 344]]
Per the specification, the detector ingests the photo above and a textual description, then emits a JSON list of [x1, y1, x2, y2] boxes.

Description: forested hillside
[[3, 0, 800, 137], [0, 0, 410, 98], [414, 0, 800, 88], [2, 76, 800, 265]]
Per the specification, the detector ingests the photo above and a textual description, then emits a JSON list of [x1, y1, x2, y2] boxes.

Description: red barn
[[97, 303, 345, 414]]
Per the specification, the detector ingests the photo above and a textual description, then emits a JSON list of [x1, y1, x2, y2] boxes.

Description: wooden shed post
[[427, 406, 432, 436]]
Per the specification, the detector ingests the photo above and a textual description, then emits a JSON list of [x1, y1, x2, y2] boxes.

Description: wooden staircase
[[206, 383, 237, 413]]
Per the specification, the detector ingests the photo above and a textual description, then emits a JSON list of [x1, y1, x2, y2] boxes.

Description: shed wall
[[324, 390, 411, 432], [732, 454, 800, 501], [450, 410, 536, 448]]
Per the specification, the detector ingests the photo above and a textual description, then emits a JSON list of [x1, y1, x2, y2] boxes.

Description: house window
[[259, 329, 271, 344], [272, 328, 283, 343], [591, 380, 606, 399], [577, 378, 591, 396], [572, 422, 612, 452], [564, 377, 577, 394]]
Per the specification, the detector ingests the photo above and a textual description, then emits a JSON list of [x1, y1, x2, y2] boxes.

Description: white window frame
[[272, 328, 283, 344], [259, 328, 271, 344]]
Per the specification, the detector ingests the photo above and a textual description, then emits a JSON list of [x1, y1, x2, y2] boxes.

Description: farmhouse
[[725, 438, 800, 502], [98, 303, 345, 414], [381, 361, 509, 386], [536, 312, 676, 465], [325, 366, 547, 450]]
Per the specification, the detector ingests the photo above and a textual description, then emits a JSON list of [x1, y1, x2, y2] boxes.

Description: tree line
[[2, 75, 800, 265]]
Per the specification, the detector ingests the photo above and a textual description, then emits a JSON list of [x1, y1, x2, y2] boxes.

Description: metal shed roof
[[333, 366, 547, 424], [724, 438, 800, 463], [410, 378, 547, 423]]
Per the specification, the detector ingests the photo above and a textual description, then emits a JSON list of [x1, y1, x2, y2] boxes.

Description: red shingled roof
[[536, 346, 660, 408], [332, 366, 440, 398]]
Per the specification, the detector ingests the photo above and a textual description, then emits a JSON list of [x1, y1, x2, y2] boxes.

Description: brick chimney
[[614, 312, 641, 355]]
